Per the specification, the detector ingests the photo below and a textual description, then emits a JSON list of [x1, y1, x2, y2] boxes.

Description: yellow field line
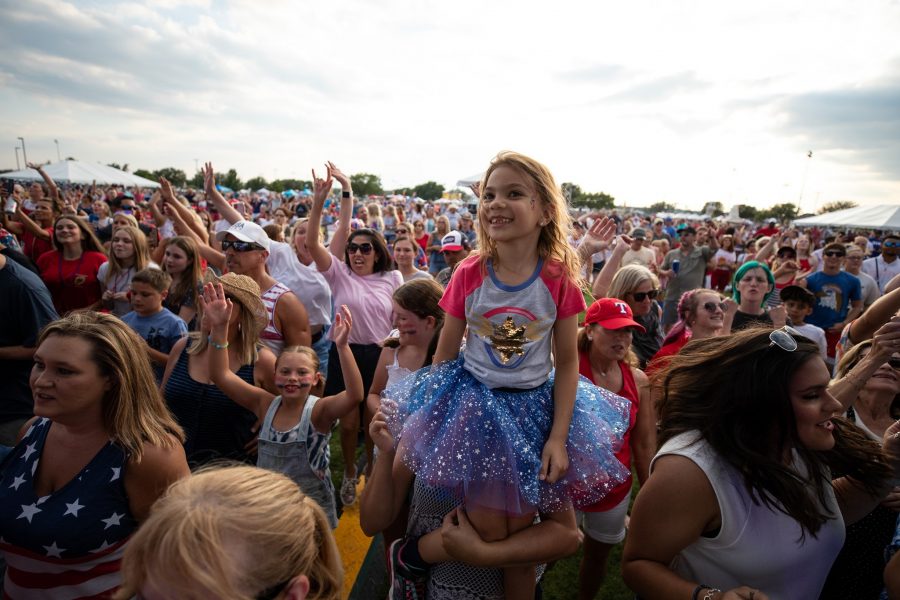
[[333, 479, 372, 599]]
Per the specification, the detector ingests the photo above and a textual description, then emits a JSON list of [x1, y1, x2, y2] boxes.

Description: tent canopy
[[457, 172, 484, 187], [0, 160, 159, 188], [792, 205, 900, 231]]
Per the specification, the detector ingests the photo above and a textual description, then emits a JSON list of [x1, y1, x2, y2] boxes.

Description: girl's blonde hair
[[163, 236, 204, 311], [367, 202, 384, 232], [104, 226, 151, 285], [476, 151, 581, 281], [113, 213, 140, 230], [115, 465, 342, 600], [38, 312, 184, 460], [607, 264, 660, 302]]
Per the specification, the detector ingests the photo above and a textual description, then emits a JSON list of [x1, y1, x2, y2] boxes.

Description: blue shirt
[[805, 271, 861, 329], [121, 307, 188, 380]]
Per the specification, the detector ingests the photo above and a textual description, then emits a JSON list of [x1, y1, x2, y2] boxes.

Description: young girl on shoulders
[[200, 283, 363, 528], [385, 151, 630, 598]]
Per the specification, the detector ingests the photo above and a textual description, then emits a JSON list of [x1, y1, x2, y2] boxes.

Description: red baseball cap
[[584, 298, 646, 333]]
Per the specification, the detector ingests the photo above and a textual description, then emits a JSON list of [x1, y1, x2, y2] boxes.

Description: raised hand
[[197, 282, 233, 329], [203, 162, 217, 196], [369, 403, 396, 454], [26, 162, 42, 171], [326, 161, 350, 189], [311, 167, 333, 207], [581, 216, 617, 253], [332, 304, 353, 347], [159, 177, 176, 203]]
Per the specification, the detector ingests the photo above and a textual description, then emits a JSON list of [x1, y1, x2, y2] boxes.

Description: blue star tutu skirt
[[383, 358, 631, 516]]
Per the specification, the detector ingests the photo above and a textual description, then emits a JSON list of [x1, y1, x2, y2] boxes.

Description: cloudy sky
[[2, 0, 899, 211]]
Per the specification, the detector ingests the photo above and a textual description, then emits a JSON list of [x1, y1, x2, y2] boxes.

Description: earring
[[587, 335, 593, 341]]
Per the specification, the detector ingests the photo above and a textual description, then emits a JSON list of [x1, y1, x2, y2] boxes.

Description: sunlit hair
[[654, 326, 891, 537], [662, 288, 721, 346], [345, 228, 393, 274], [163, 236, 204, 311], [104, 226, 151, 286], [434, 215, 450, 235], [382, 278, 445, 366], [37, 312, 184, 459], [189, 274, 264, 366], [51, 215, 105, 254], [720, 235, 734, 251], [115, 465, 342, 600], [113, 213, 140, 230], [475, 151, 581, 282], [366, 202, 384, 232], [276, 346, 320, 372], [607, 264, 660, 303]]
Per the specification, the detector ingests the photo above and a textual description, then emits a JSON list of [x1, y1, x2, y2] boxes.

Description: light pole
[[17, 137, 27, 165], [798, 150, 813, 213], [54, 139, 61, 161], [14, 146, 21, 170]]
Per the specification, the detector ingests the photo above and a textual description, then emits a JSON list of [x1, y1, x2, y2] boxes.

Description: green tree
[[271, 179, 312, 193], [155, 167, 187, 187], [817, 200, 858, 215], [738, 205, 759, 220], [573, 192, 616, 210], [107, 162, 129, 172], [760, 203, 799, 223], [647, 201, 676, 213], [561, 182, 583, 203], [133, 169, 155, 181], [188, 170, 204, 188], [216, 169, 242, 191], [413, 181, 445, 201], [245, 176, 269, 191], [350, 173, 384, 196]]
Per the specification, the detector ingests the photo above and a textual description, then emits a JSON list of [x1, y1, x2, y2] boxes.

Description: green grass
[[328, 435, 635, 599]]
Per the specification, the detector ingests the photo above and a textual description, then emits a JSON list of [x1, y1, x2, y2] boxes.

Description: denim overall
[[258, 396, 338, 528]]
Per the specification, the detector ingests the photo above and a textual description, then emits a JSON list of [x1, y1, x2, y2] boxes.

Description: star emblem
[[63, 498, 84, 517], [9, 474, 25, 491], [43, 541, 65, 558], [90, 539, 114, 553], [22, 443, 37, 461], [18, 503, 42, 523], [110, 467, 121, 482], [102, 511, 124, 529]]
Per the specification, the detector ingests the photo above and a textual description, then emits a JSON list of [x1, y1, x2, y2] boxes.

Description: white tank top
[[260, 281, 290, 356], [653, 431, 845, 599]]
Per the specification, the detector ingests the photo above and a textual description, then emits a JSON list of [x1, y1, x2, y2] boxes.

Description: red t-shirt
[[579, 351, 639, 511], [23, 229, 54, 263], [415, 234, 430, 253], [37, 250, 108, 315], [645, 334, 690, 377]]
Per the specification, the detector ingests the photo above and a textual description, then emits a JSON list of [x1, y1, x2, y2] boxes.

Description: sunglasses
[[823, 251, 845, 258], [630, 289, 659, 302], [222, 240, 263, 252], [702, 301, 727, 313], [890, 357, 900, 369], [347, 242, 374, 255], [769, 325, 804, 352], [884, 241, 899, 248]]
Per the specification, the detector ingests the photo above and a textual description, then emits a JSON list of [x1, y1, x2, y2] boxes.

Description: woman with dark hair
[[821, 328, 900, 599], [622, 326, 900, 600], [36, 215, 107, 314], [307, 162, 403, 506], [726, 260, 787, 332]]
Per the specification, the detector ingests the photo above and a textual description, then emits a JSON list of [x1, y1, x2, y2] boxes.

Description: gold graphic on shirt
[[73, 275, 87, 286], [489, 316, 528, 364]]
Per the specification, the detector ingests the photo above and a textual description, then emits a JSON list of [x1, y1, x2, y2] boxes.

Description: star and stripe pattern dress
[[0, 418, 137, 599]]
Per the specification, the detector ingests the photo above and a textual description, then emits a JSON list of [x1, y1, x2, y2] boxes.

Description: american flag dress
[[0, 418, 137, 599]]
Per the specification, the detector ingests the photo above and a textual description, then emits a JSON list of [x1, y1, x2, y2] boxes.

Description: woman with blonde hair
[[97, 225, 154, 315], [116, 465, 342, 600], [0, 312, 189, 598], [367, 202, 385, 233]]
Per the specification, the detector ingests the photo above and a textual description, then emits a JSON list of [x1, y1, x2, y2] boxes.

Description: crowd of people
[[0, 154, 899, 599]]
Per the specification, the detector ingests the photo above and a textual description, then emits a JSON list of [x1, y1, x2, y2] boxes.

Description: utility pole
[[54, 139, 61, 161], [14, 146, 21, 170], [17, 137, 27, 165]]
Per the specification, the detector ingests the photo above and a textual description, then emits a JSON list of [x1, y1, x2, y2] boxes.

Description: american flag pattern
[[0, 418, 137, 599]]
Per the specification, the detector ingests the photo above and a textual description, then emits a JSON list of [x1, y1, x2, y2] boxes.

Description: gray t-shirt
[[662, 245, 714, 297]]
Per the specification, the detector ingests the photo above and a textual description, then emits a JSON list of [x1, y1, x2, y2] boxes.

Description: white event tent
[[1, 160, 160, 188], [793, 205, 900, 232]]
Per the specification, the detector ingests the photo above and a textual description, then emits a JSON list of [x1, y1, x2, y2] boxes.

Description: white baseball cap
[[441, 231, 464, 252], [215, 220, 271, 251]]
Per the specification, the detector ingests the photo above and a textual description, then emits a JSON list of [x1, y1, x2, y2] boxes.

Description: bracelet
[[342, 190, 351, 198], [692, 585, 720, 600], [701, 589, 722, 600], [207, 335, 229, 350]]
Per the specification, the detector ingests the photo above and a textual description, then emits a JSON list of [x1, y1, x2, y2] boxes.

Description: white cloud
[[1, 0, 899, 210]]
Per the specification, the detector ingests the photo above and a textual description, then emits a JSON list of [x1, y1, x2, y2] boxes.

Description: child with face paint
[[200, 282, 363, 528]]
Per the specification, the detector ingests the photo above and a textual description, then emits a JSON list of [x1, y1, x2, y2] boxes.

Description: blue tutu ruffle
[[383, 358, 631, 515]]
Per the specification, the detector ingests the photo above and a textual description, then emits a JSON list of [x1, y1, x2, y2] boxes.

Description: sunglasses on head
[[702, 301, 727, 313], [769, 325, 804, 352], [347, 242, 374, 255], [630, 289, 659, 302], [222, 240, 263, 252], [824, 251, 845, 258]]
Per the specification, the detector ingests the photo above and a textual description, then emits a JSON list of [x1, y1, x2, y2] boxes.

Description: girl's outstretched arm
[[312, 306, 364, 431], [542, 313, 578, 483], [432, 313, 466, 365]]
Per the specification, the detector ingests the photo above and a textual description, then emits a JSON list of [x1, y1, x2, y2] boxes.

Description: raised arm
[[199, 282, 273, 416], [160, 177, 209, 242], [12, 202, 52, 240], [28, 162, 61, 204], [830, 317, 900, 410], [846, 285, 900, 346], [592, 235, 631, 299], [576, 216, 616, 274], [325, 162, 353, 259], [305, 167, 335, 273], [147, 190, 167, 227], [312, 306, 364, 431], [754, 234, 779, 265], [203, 162, 243, 224]]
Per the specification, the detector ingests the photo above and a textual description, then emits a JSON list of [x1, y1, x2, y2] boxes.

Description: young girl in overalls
[[201, 283, 363, 528], [385, 151, 631, 598]]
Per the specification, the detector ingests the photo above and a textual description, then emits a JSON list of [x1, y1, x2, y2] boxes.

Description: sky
[[1, 0, 899, 212]]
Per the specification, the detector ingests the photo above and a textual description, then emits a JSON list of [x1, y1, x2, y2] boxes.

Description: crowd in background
[[0, 157, 899, 600]]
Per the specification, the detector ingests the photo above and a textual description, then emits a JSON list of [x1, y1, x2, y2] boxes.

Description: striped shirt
[[260, 281, 291, 356]]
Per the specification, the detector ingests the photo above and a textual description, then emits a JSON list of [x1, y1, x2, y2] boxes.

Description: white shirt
[[846, 269, 880, 307], [266, 241, 332, 328], [861, 255, 900, 293], [792, 322, 828, 359]]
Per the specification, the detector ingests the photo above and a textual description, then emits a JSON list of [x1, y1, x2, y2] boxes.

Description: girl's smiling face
[[275, 352, 319, 398], [393, 301, 434, 345]]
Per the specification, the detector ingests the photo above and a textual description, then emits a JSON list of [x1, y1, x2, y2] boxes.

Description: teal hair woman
[[727, 261, 787, 332]]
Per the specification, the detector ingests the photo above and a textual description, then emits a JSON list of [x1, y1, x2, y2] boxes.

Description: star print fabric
[[0, 418, 137, 598], [384, 359, 631, 516]]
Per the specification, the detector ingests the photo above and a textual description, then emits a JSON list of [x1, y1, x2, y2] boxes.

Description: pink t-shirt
[[323, 258, 403, 345], [440, 256, 585, 389]]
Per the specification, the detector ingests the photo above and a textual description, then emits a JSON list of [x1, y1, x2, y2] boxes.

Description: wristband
[[342, 190, 351, 198], [208, 336, 229, 350]]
